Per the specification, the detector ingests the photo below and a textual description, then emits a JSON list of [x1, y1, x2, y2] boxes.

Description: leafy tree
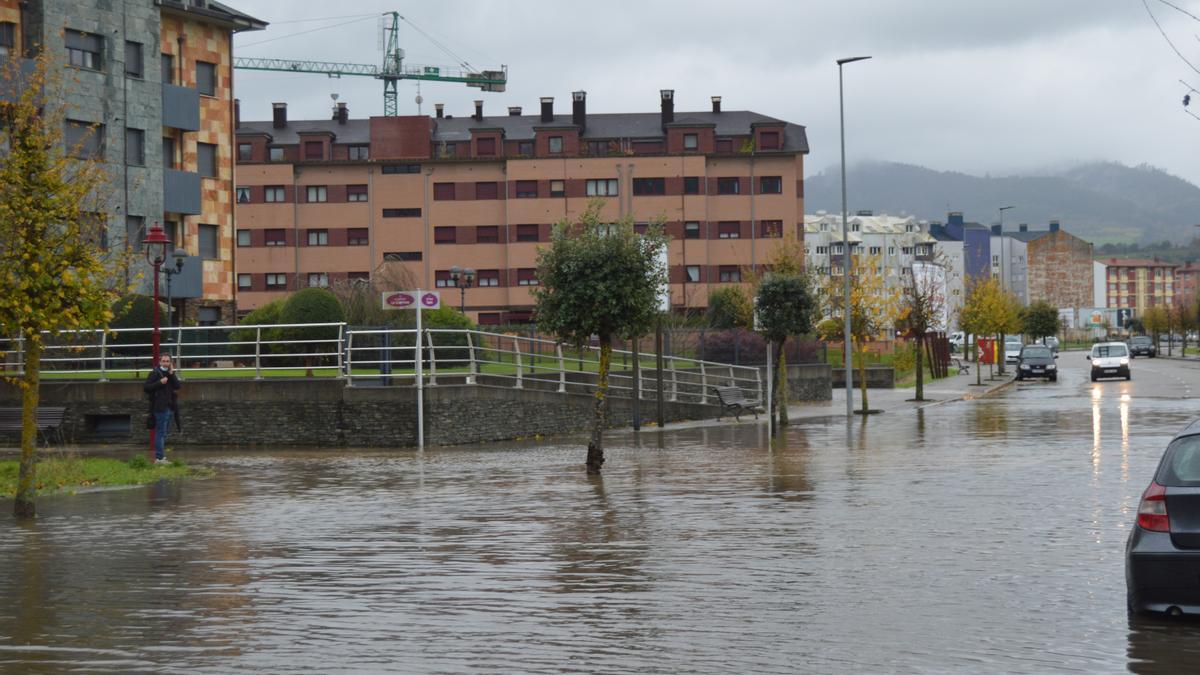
[[1142, 306, 1169, 344], [755, 272, 816, 428], [229, 298, 285, 359], [902, 259, 951, 401], [1021, 300, 1060, 342], [706, 286, 753, 329], [534, 202, 667, 473], [0, 53, 124, 518], [278, 288, 345, 372]]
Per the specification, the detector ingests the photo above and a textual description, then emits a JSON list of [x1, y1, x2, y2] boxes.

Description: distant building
[[1093, 261, 1108, 308], [1175, 262, 1199, 312], [1103, 258, 1178, 317], [802, 211, 936, 284], [1011, 220, 1093, 311]]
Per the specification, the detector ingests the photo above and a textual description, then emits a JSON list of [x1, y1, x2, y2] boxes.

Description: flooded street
[[4, 353, 1200, 672]]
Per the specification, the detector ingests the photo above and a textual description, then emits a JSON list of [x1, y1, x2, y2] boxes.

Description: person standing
[[144, 354, 181, 464]]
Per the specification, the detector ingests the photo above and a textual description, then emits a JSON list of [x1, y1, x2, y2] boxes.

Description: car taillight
[[1137, 481, 1170, 532]]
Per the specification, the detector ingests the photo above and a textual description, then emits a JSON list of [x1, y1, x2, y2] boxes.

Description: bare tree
[[903, 259, 950, 401]]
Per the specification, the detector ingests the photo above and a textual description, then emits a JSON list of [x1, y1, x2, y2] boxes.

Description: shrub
[[698, 329, 768, 365], [707, 286, 753, 329], [229, 298, 285, 357], [278, 289, 346, 367]]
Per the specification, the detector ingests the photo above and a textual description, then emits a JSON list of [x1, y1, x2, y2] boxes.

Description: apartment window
[[548, 136, 563, 154], [516, 224, 539, 242], [382, 208, 421, 217], [632, 178, 666, 196], [716, 139, 733, 153], [381, 164, 421, 174], [816, 246, 829, 255], [125, 216, 145, 252], [888, 246, 896, 255], [683, 133, 698, 150], [196, 60, 216, 96], [759, 220, 782, 238], [587, 140, 610, 156], [124, 41, 143, 78], [347, 228, 368, 246], [197, 307, 221, 326], [306, 186, 327, 203], [719, 266, 741, 283], [237, 274, 252, 290], [684, 221, 700, 239], [348, 271, 370, 283], [833, 244, 844, 255], [475, 182, 499, 200], [902, 246, 913, 255], [517, 141, 534, 156], [435, 270, 457, 288], [161, 53, 174, 83], [477, 269, 500, 287], [477, 138, 496, 156], [266, 273, 287, 290], [269, 147, 284, 162], [759, 176, 782, 194], [124, 128, 144, 166], [478, 312, 501, 325], [516, 180, 538, 198], [717, 177, 740, 195], [236, 187, 250, 203], [304, 141, 323, 161], [439, 142, 456, 158], [265, 229, 286, 246], [686, 265, 701, 282], [236, 229, 251, 247], [65, 120, 103, 159], [264, 186, 285, 203], [199, 224, 218, 259], [718, 221, 740, 239], [347, 185, 368, 202], [237, 143, 252, 161], [550, 179, 565, 197], [684, 176, 701, 195], [65, 30, 102, 71], [759, 131, 780, 149], [869, 246, 882, 255], [434, 226, 456, 244], [586, 179, 618, 196], [476, 226, 500, 243], [433, 182, 456, 201], [307, 229, 328, 246], [517, 268, 539, 286], [383, 251, 421, 261], [0, 22, 15, 58], [992, 255, 999, 265], [197, 142, 217, 178], [307, 272, 329, 288], [348, 144, 369, 160]]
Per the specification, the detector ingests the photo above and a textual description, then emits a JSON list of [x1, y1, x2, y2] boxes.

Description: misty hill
[[803, 161, 1200, 245]]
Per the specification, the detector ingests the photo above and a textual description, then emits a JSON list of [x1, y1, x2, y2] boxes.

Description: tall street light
[[838, 55, 871, 417], [448, 265, 475, 314], [142, 221, 170, 361], [997, 205, 1014, 290]]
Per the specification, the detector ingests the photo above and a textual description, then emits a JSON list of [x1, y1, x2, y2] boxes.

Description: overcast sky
[[231, 0, 1200, 184]]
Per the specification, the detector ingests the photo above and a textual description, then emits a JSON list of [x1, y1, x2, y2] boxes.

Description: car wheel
[[1091, 373, 1098, 382]]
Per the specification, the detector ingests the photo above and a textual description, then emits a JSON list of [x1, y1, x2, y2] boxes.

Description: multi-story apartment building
[[1103, 258, 1177, 317], [0, 0, 264, 325], [992, 221, 1093, 311], [233, 92, 809, 322], [1174, 262, 1198, 312], [802, 211, 937, 280]]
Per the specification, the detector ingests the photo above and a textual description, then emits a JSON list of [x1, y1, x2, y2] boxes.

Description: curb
[[917, 375, 1016, 409]]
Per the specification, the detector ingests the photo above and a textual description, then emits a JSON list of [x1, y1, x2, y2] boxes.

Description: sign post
[[383, 290, 441, 449]]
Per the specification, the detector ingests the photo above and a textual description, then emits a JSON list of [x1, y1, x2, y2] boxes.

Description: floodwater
[[2, 354, 1200, 673]]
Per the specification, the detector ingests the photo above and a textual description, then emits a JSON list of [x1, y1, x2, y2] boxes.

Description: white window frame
[[306, 186, 327, 203], [586, 179, 618, 197]]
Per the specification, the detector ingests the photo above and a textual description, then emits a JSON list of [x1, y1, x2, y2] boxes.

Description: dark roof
[[160, 0, 267, 32], [1006, 230, 1052, 243], [237, 119, 372, 145]]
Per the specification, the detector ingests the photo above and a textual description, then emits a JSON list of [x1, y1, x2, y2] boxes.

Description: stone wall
[[830, 366, 895, 389]]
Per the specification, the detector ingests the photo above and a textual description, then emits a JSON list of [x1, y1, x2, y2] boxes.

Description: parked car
[[1016, 344, 1057, 381], [1127, 419, 1200, 615], [1088, 342, 1131, 381], [1004, 339, 1023, 364], [1129, 335, 1156, 358]]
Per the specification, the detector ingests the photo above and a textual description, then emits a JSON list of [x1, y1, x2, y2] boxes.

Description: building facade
[[803, 211, 937, 281], [233, 92, 809, 322], [1103, 258, 1177, 317], [1023, 223, 1093, 310]]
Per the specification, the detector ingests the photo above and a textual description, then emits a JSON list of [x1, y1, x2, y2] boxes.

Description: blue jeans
[[153, 410, 173, 460]]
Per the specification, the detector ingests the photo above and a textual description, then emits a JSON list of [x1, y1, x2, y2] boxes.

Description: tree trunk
[[996, 332, 1006, 375], [975, 334, 981, 386], [14, 340, 41, 519], [586, 335, 611, 474], [858, 339, 869, 414], [915, 334, 925, 401], [777, 340, 789, 426]]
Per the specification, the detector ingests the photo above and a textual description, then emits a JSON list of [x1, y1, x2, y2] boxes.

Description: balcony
[[164, 169, 201, 215], [162, 83, 200, 131]]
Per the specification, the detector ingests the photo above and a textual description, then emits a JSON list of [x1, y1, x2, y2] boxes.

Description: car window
[[1131, 337, 1151, 345], [1092, 344, 1127, 358], [1022, 347, 1051, 358], [1159, 436, 1200, 486]]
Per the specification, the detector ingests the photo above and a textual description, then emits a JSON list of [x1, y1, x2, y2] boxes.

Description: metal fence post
[[336, 324, 345, 381], [669, 356, 678, 402], [426, 330, 438, 385], [345, 331, 355, 387], [466, 331, 477, 384], [755, 366, 763, 404], [513, 337, 523, 389], [254, 326, 263, 380], [700, 361, 708, 403], [556, 342, 566, 393], [98, 331, 108, 382]]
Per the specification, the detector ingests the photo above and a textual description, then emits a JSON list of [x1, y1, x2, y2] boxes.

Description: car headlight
[[1047, 364, 1056, 370], [1120, 358, 1130, 365], [1020, 364, 1031, 369]]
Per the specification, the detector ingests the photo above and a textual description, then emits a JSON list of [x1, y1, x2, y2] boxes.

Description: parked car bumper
[[1127, 527, 1200, 614]]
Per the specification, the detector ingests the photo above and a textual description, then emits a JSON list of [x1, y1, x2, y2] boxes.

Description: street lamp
[[162, 248, 187, 353], [448, 265, 475, 313], [838, 54, 871, 417], [997, 205, 1014, 290], [142, 221, 170, 361]]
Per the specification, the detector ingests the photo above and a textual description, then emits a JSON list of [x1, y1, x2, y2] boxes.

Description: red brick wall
[[1028, 231, 1094, 309], [369, 116, 433, 159]]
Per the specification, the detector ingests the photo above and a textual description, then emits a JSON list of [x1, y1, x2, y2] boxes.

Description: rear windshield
[[1159, 436, 1200, 486], [1131, 337, 1152, 344], [1093, 344, 1127, 358], [1021, 346, 1051, 358]]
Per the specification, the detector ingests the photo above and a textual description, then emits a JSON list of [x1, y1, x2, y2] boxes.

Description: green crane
[[233, 11, 506, 117]]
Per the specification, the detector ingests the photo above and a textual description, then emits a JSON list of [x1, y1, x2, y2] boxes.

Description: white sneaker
[[155, 458, 170, 465]]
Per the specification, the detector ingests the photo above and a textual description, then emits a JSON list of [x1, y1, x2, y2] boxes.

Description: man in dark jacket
[[144, 354, 181, 463]]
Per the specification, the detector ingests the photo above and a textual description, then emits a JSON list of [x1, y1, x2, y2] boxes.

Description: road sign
[[382, 290, 441, 310], [423, 66, 439, 75]]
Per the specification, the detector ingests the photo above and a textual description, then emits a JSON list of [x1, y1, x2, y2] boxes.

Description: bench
[[0, 407, 67, 447], [711, 386, 763, 422], [952, 358, 971, 375]]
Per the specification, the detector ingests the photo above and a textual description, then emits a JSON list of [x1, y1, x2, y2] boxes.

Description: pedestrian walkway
[[785, 369, 1015, 422]]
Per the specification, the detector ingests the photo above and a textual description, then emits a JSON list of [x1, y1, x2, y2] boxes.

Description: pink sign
[[382, 290, 440, 310]]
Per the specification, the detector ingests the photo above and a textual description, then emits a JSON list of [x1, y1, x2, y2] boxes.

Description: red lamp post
[[142, 221, 170, 361]]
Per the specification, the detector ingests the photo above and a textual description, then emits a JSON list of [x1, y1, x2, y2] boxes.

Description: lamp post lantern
[[837, 54, 871, 417], [163, 248, 186, 330], [142, 221, 170, 361], [448, 265, 475, 314]]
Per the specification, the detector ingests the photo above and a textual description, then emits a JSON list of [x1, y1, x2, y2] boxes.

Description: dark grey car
[[1127, 419, 1200, 615], [1015, 345, 1057, 381], [1129, 335, 1156, 358]]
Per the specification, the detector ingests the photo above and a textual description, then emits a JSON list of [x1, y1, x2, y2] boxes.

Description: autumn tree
[[959, 276, 1018, 382], [0, 53, 124, 518], [534, 203, 666, 474], [903, 260, 950, 401], [1142, 306, 1169, 345], [706, 286, 753, 329]]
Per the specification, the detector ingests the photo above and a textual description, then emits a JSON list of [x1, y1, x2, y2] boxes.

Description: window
[[347, 185, 368, 202], [434, 226, 456, 244], [381, 164, 421, 174], [66, 30, 102, 71], [869, 246, 882, 255], [516, 224, 539, 242], [65, 120, 105, 159], [759, 220, 782, 238], [586, 140, 610, 156], [266, 273, 287, 290], [439, 142, 456, 158], [548, 136, 563, 154], [347, 228, 368, 245], [264, 186, 285, 203], [684, 176, 701, 195], [196, 60, 216, 96], [307, 272, 329, 288], [197, 307, 221, 327], [124, 41, 142, 78], [683, 133, 698, 150], [0, 22, 15, 58], [265, 229, 286, 246], [517, 141, 534, 156], [476, 226, 500, 243], [717, 177, 740, 195], [719, 266, 741, 283], [716, 139, 733, 153], [759, 176, 782, 194], [237, 143, 252, 161], [383, 251, 421, 261], [686, 265, 701, 282], [348, 272, 370, 283], [477, 269, 500, 287], [478, 312, 501, 325], [237, 274, 252, 290], [433, 182, 456, 201], [382, 208, 421, 218], [306, 186, 327, 203], [125, 216, 145, 252], [888, 246, 896, 256], [718, 221, 740, 239], [632, 178, 665, 196], [161, 53, 174, 83], [516, 180, 538, 198], [833, 244, 843, 255], [902, 246, 913, 255], [684, 222, 700, 239], [586, 179, 618, 196], [475, 182, 499, 200], [307, 229, 328, 246], [550, 179, 565, 197], [125, 128, 144, 165], [236, 187, 250, 203], [816, 246, 829, 255], [517, 268, 539, 286], [269, 147, 284, 162], [197, 142, 217, 178], [304, 141, 323, 161], [434, 270, 456, 288], [199, 224, 218, 259], [164, 220, 179, 249], [759, 131, 780, 149], [477, 137, 496, 156], [348, 145, 369, 160], [236, 229, 251, 247]]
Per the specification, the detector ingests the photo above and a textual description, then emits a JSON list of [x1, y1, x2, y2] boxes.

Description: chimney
[[540, 97, 554, 123], [272, 102, 287, 129], [234, 98, 241, 127], [336, 102, 348, 124], [572, 90, 586, 131], [1018, 224, 1028, 233], [1049, 220, 1060, 232], [660, 89, 674, 127], [435, 103, 444, 119], [947, 211, 964, 227], [473, 100, 483, 121], [711, 95, 721, 113], [856, 210, 873, 217], [508, 106, 522, 116], [991, 224, 1002, 236]]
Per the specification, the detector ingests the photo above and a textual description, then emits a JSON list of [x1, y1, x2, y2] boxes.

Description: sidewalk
[[785, 370, 1016, 422]]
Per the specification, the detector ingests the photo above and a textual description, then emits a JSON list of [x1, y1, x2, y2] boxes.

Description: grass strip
[[0, 455, 212, 497]]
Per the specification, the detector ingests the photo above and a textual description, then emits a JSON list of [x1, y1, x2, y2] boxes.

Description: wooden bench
[[952, 358, 971, 376], [711, 386, 762, 422], [0, 407, 67, 447]]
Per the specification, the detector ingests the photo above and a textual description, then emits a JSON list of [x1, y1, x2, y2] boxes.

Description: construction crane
[[234, 11, 506, 116]]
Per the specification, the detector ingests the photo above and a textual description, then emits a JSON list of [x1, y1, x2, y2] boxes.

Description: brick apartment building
[[1104, 258, 1177, 317], [233, 91, 809, 323], [1005, 221, 1094, 310]]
